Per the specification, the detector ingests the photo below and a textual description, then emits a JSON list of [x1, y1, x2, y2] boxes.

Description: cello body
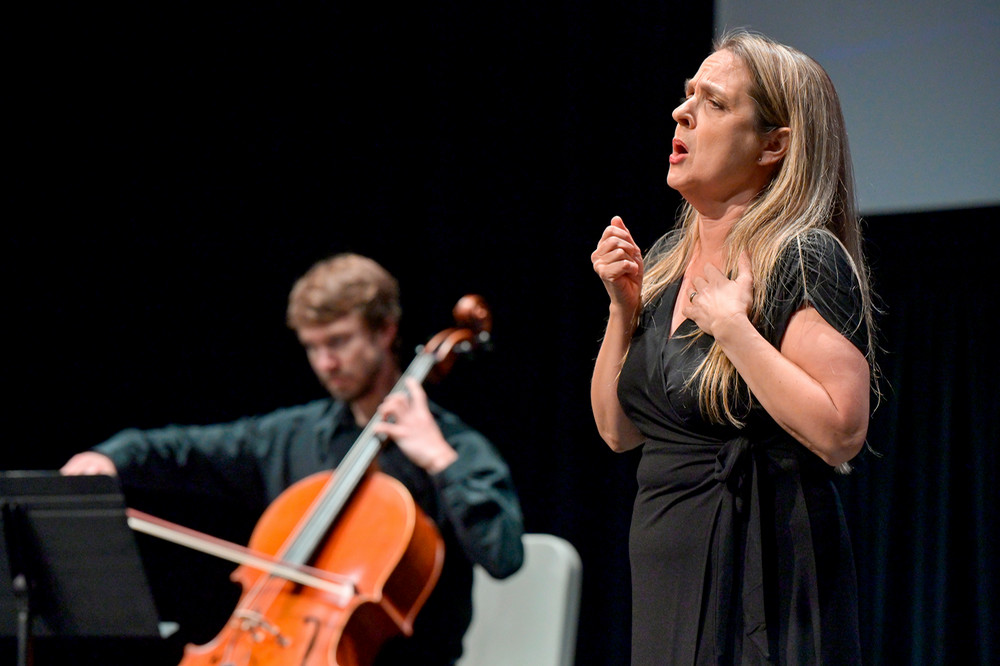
[[178, 470, 445, 666], [165, 295, 490, 666]]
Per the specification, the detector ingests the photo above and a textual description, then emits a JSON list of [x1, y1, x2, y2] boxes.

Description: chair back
[[457, 533, 582, 666]]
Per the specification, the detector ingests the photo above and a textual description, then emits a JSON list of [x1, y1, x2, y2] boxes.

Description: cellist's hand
[[374, 378, 458, 474], [61, 451, 118, 476]]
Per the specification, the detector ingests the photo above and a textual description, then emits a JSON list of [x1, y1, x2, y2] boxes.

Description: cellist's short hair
[[286, 253, 401, 332]]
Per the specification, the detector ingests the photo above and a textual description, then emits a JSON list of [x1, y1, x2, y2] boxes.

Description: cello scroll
[[422, 294, 492, 383]]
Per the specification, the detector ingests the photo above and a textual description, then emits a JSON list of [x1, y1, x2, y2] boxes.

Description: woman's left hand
[[682, 252, 754, 338]]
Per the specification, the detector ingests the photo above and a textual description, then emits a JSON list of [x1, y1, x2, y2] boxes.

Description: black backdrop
[[5, 3, 996, 665]]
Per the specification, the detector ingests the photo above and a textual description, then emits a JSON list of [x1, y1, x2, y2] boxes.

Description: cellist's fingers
[[377, 391, 408, 418], [61, 451, 118, 476], [401, 378, 428, 410], [374, 379, 456, 472], [373, 382, 430, 433]]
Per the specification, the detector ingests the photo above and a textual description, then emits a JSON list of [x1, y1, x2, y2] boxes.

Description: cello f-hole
[[300, 616, 322, 665]]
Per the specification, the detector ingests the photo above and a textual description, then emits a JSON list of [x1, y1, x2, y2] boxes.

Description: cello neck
[[278, 296, 490, 568], [279, 350, 438, 566]]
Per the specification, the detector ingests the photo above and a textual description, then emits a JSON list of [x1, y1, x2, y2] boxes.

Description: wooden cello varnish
[[178, 471, 444, 666], [175, 295, 491, 666]]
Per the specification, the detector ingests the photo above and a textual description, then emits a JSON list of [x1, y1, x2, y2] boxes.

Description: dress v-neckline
[[666, 279, 693, 339]]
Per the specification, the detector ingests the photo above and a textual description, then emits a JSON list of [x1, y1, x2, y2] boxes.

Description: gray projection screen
[[714, 0, 1000, 215]]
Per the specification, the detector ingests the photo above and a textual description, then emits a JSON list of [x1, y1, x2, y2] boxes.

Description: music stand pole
[[2, 502, 34, 666]]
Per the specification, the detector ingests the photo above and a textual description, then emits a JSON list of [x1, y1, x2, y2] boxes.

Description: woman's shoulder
[[781, 228, 850, 266], [774, 228, 861, 293], [767, 228, 868, 350]]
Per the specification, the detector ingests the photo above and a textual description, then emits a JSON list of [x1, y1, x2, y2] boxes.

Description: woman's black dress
[[618, 230, 866, 665]]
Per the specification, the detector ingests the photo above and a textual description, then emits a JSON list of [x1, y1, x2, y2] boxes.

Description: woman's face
[[667, 49, 771, 218]]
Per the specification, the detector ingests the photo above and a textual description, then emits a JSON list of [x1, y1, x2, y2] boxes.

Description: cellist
[[62, 253, 525, 665]]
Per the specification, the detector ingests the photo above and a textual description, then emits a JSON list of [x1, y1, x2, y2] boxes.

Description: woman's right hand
[[591, 216, 643, 314], [590, 216, 646, 452]]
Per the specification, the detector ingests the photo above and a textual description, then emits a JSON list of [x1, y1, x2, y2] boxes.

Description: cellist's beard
[[323, 355, 384, 404], [325, 374, 372, 403]]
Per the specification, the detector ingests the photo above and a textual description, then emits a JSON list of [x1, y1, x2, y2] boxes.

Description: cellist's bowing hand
[[374, 378, 458, 474], [61, 451, 118, 476], [591, 216, 644, 316], [682, 252, 754, 339]]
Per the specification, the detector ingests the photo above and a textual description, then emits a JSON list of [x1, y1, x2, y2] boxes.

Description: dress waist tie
[[713, 436, 823, 663]]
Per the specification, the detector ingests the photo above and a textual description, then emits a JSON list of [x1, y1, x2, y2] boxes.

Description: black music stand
[[0, 471, 163, 666]]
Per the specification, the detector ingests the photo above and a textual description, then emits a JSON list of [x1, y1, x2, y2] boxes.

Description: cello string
[[223, 325, 478, 642], [233, 348, 439, 618]]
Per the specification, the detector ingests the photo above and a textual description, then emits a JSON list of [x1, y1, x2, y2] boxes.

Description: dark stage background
[[5, 3, 996, 664]]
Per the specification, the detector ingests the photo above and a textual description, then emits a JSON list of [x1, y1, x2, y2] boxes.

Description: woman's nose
[[672, 98, 694, 128]]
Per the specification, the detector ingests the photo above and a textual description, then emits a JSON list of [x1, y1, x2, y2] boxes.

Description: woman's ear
[[759, 127, 790, 166]]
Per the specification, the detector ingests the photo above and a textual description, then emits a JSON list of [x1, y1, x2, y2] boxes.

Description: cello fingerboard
[[280, 351, 438, 565]]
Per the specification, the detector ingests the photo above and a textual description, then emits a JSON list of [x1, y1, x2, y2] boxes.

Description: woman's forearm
[[591, 305, 645, 452]]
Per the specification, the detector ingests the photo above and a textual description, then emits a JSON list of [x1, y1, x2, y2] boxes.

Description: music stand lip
[[1, 470, 163, 643]]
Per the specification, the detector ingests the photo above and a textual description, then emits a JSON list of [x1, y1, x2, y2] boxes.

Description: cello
[[127, 294, 494, 665]]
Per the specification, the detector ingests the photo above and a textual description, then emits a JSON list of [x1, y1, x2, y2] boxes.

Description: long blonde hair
[[643, 30, 876, 427]]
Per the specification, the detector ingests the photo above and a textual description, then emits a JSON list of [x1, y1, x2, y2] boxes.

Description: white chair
[[458, 533, 583, 666]]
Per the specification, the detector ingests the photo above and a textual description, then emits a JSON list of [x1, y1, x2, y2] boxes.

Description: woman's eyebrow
[[684, 78, 726, 99]]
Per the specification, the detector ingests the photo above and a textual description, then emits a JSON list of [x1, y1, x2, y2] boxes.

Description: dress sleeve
[[762, 230, 869, 354]]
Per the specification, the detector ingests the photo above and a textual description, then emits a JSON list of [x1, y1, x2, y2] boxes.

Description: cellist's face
[[297, 312, 393, 404]]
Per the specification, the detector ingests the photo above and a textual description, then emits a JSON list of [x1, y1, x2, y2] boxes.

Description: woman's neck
[[694, 211, 737, 258]]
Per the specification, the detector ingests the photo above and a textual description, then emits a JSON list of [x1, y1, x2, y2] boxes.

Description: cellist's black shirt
[[97, 397, 525, 664]]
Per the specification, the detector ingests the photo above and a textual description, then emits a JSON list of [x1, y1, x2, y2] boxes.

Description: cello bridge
[[234, 609, 291, 646]]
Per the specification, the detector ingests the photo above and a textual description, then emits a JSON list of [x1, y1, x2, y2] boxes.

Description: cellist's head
[[288, 254, 402, 405], [287, 253, 401, 333]]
